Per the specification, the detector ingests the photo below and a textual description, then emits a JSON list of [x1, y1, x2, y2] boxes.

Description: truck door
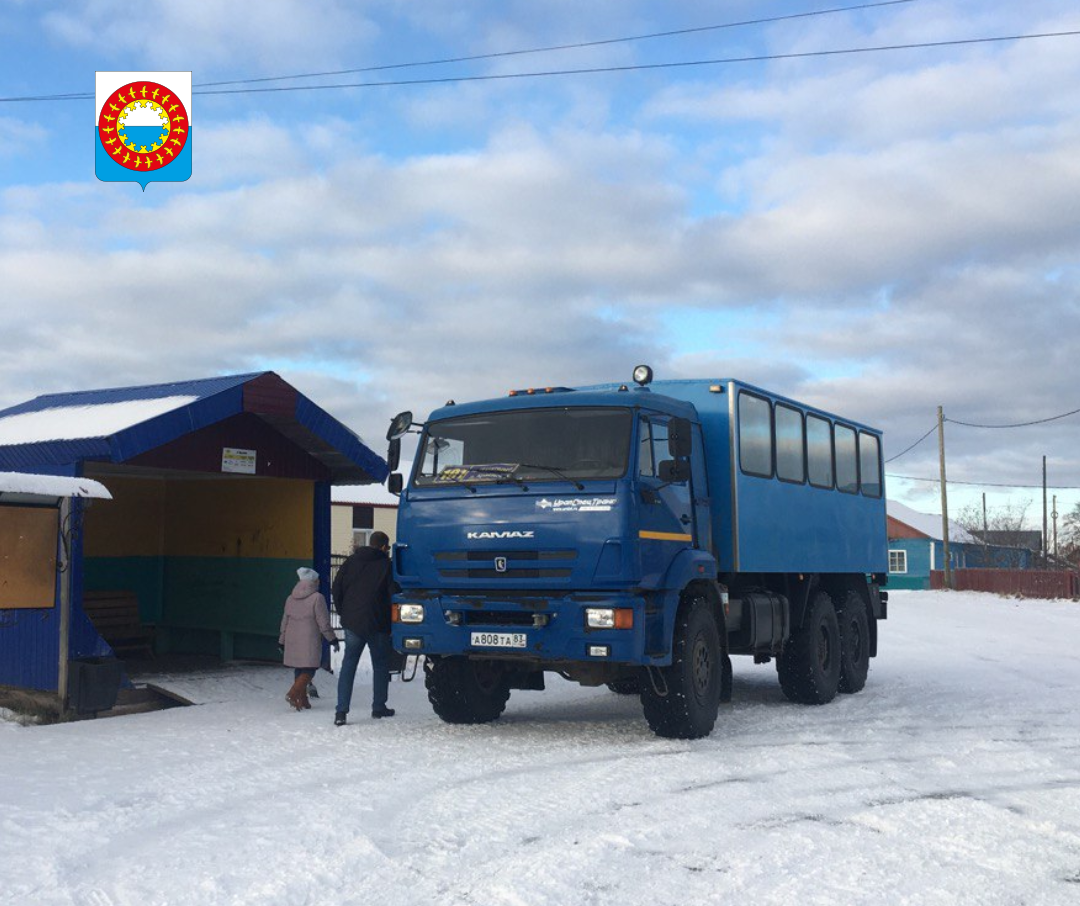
[[637, 414, 694, 585]]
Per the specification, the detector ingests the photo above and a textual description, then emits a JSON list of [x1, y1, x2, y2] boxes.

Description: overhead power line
[[886, 473, 1080, 490], [158, 31, 1080, 98], [196, 0, 920, 88], [3, 27, 1079, 104], [946, 406, 1080, 429], [884, 424, 937, 463], [887, 403, 1080, 463]]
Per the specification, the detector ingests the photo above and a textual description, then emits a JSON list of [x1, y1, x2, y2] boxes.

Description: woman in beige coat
[[279, 567, 338, 710]]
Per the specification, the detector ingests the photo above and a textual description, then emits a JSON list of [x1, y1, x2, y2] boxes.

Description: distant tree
[[954, 499, 1036, 569], [1061, 502, 1080, 568]]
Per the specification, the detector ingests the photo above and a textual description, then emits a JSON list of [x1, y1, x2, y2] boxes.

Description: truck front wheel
[[424, 656, 511, 724], [641, 595, 723, 739], [777, 590, 841, 704]]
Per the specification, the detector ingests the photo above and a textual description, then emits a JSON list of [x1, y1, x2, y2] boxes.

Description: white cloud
[[0, 117, 47, 159], [2, 0, 1079, 517], [42, 0, 378, 70]]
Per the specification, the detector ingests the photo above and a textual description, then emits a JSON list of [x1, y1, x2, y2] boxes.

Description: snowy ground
[[2, 590, 1079, 906]]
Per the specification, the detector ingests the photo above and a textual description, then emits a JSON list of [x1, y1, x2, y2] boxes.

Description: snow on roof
[[332, 461, 409, 506], [887, 499, 977, 543], [332, 483, 398, 507], [0, 396, 198, 446], [0, 471, 112, 499]]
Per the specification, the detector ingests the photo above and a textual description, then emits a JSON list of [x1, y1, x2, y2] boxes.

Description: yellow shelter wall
[[164, 477, 313, 558], [82, 475, 313, 559], [82, 476, 166, 558]]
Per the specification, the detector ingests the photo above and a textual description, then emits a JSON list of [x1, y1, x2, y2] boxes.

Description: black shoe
[[371, 707, 396, 719], [334, 711, 347, 726]]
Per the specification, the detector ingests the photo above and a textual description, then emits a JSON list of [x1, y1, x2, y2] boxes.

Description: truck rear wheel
[[837, 590, 870, 694], [424, 656, 511, 724], [777, 590, 841, 705], [641, 595, 723, 739]]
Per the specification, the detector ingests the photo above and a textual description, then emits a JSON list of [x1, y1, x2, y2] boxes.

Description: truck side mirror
[[668, 417, 692, 459], [658, 459, 690, 484], [387, 437, 401, 472], [388, 473, 404, 495], [387, 411, 413, 441]]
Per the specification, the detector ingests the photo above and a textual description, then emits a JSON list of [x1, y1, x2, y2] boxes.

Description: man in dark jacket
[[332, 531, 395, 725]]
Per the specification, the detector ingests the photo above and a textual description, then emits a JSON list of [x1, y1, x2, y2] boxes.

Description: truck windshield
[[415, 407, 631, 486]]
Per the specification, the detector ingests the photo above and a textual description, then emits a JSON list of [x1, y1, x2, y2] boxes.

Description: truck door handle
[[680, 514, 691, 525]]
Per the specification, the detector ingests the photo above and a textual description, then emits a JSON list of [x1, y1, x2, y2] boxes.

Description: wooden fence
[[930, 568, 1080, 599]]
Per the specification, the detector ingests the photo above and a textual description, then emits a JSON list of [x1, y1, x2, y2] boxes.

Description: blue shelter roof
[[0, 372, 387, 484]]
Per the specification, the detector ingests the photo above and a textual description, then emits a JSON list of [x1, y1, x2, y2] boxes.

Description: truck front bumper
[[391, 590, 666, 666]]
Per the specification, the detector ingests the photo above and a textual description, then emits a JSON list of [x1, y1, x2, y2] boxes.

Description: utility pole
[[1043, 456, 1048, 567], [938, 406, 952, 590]]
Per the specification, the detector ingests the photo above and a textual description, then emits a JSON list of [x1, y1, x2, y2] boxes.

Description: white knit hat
[[297, 567, 319, 582]]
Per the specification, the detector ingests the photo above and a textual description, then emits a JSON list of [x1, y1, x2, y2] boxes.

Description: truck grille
[[460, 610, 538, 627], [435, 549, 576, 580]]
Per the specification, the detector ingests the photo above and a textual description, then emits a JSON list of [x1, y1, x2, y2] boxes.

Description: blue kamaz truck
[[385, 367, 888, 739]]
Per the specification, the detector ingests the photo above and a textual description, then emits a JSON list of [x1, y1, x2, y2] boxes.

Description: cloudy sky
[[1, 0, 1079, 527]]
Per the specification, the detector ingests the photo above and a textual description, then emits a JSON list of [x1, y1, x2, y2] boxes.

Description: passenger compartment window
[[738, 393, 773, 478], [835, 424, 858, 494], [806, 414, 833, 489], [859, 432, 882, 498], [774, 403, 805, 484]]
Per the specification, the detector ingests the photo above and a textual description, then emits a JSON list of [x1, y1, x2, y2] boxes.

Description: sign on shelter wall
[[0, 506, 58, 609]]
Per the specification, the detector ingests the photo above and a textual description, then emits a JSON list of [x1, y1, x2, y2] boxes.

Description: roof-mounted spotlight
[[632, 365, 654, 387]]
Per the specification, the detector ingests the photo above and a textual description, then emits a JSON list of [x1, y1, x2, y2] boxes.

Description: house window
[[889, 549, 907, 573], [352, 505, 374, 548]]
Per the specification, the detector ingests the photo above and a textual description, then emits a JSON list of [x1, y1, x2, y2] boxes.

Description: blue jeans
[[336, 628, 391, 714]]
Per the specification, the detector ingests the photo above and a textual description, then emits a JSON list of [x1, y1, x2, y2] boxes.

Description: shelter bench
[[82, 590, 155, 658]]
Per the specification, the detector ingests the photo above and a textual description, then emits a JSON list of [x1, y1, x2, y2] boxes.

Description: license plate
[[470, 631, 527, 649]]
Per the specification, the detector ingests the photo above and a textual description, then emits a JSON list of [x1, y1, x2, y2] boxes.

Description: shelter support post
[[56, 497, 72, 708]]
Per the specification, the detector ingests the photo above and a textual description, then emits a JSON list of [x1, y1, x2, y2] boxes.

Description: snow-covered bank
[[2, 590, 1079, 906]]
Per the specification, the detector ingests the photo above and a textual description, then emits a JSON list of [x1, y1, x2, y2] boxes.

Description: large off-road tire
[[641, 595, 723, 739], [837, 590, 870, 694], [777, 590, 841, 705], [424, 656, 511, 724]]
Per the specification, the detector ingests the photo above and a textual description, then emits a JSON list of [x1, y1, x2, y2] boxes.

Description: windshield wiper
[[516, 462, 585, 491], [494, 475, 531, 492]]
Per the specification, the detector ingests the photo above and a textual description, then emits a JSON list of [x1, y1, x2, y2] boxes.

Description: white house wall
[[331, 504, 397, 555]]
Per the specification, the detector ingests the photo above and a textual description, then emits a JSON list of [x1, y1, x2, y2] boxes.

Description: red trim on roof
[[243, 373, 297, 418], [887, 515, 930, 540]]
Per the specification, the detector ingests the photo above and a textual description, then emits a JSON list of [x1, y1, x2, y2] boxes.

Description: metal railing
[[329, 554, 347, 633]]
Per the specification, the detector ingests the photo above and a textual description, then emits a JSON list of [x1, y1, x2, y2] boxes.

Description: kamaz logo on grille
[[494, 557, 508, 572], [466, 530, 535, 540]]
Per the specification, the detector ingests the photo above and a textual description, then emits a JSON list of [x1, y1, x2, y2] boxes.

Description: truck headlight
[[585, 608, 633, 629], [394, 603, 425, 624]]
